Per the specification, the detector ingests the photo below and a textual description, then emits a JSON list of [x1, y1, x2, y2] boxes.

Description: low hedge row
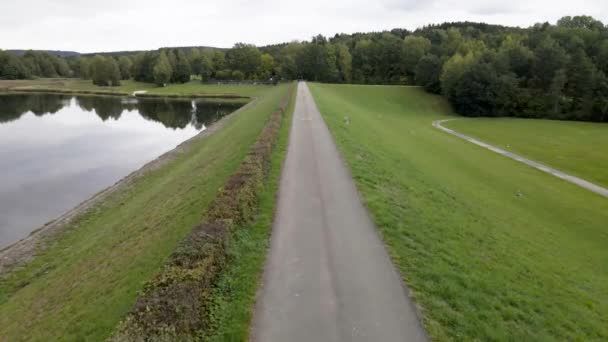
[[110, 85, 293, 341]]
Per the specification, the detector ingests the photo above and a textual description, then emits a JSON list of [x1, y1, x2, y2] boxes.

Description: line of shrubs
[[109, 84, 293, 341]]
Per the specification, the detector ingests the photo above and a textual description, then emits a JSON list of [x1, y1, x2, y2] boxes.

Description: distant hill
[[7, 50, 81, 58], [6, 46, 221, 58], [81, 46, 222, 57]]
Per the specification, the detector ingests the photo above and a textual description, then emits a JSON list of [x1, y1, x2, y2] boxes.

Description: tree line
[[1, 15, 607, 121], [0, 50, 71, 79]]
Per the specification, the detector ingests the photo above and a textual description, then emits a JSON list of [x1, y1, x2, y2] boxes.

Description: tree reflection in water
[[0, 93, 71, 123], [0, 92, 244, 129]]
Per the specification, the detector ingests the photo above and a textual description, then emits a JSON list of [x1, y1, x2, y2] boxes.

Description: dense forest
[[1, 15, 607, 121]]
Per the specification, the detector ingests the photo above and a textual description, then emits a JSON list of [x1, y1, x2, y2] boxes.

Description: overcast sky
[[1, 0, 607, 53]]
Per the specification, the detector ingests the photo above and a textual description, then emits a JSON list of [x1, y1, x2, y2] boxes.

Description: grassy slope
[[443, 118, 608, 188], [308, 83, 608, 341], [0, 84, 289, 341], [200, 84, 296, 342]]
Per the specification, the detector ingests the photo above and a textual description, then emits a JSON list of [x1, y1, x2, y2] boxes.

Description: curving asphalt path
[[251, 82, 427, 342], [433, 119, 608, 198]]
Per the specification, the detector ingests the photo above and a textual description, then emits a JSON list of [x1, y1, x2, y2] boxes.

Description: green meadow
[[444, 117, 608, 188], [309, 83, 608, 341]]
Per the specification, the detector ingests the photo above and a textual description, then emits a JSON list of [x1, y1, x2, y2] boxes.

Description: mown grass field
[[0, 79, 274, 97], [308, 83, 608, 340], [443, 118, 608, 188], [0, 83, 290, 341]]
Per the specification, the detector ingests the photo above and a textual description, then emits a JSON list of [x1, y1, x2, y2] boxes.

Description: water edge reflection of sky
[[0, 93, 243, 248]]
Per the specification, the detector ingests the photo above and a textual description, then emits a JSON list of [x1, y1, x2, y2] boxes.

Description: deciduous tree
[[153, 52, 172, 86]]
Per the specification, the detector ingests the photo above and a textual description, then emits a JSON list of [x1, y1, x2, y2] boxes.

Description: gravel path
[[433, 119, 608, 198], [251, 82, 427, 342]]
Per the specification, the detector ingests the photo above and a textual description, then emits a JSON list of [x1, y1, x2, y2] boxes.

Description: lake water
[[0, 92, 244, 248]]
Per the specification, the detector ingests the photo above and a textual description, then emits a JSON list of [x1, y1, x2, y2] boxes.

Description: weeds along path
[[433, 119, 608, 198], [251, 82, 427, 342]]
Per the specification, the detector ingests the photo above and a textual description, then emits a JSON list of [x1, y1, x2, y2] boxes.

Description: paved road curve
[[251, 82, 427, 342], [433, 119, 608, 198]]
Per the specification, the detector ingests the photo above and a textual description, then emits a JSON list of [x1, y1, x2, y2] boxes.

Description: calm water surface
[[0, 92, 243, 248]]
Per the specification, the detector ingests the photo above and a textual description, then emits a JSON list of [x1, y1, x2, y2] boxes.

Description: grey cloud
[[469, 4, 524, 15], [383, 0, 438, 11], [0, 0, 606, 52]]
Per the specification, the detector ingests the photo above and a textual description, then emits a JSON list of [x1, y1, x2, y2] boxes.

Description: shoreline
[[0, 86, 251, 100], [0, 98, 257, 275]]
